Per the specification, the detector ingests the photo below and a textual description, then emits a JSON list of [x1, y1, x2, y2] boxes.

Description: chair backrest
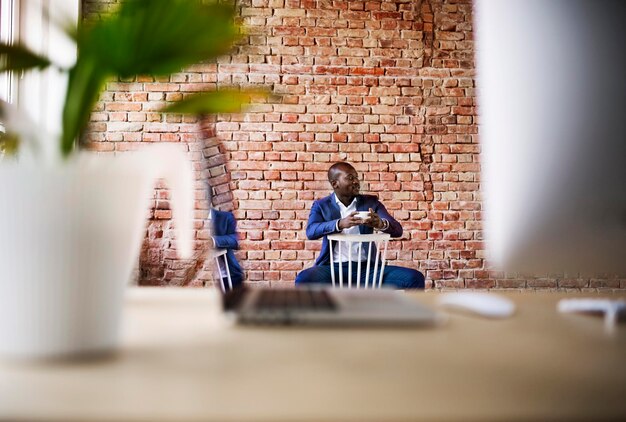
[[327, 233, 391, 289], [211, 249, 232, 292]]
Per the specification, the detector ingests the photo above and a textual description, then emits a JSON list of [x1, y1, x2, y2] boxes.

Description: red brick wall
[[82, 0, 625, 290]]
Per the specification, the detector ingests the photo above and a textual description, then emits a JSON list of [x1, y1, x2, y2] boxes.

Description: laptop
[[223, 286, 443, 327]]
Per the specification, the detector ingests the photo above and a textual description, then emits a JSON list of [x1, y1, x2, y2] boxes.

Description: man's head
[[328, 162, 360, 200]]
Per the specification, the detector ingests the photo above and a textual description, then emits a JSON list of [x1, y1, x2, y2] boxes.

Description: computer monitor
[[474, 0, 626, 274]]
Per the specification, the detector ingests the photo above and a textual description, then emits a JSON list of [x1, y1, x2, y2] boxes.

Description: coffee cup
[[355, 211, 371, 221]]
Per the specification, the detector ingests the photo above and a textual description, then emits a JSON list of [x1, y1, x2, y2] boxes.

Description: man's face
[[331, 166, 360, 198]]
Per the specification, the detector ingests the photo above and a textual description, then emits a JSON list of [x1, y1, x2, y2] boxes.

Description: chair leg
[[224, 256, 233, 291], [347, 241, 352, 289], [377, 240, 388, 288], [373, 244, 381, 289], [215, 257, 226, 292], [338, 241, 343, 288], [365, 242, 373, 289], [329, 239, 336, 288], [356, 242, 362, 289]]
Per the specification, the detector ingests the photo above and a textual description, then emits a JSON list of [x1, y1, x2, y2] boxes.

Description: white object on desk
[[558, 298, 626, 334], [438, 292, 516, 318]]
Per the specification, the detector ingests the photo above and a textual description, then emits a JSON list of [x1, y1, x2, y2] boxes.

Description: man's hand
[[364, 208, 385, 230], [338, 211, 362, 230]]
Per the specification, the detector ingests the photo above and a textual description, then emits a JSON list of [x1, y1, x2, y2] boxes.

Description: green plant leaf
[[162, 89, 267, 115], [61, 56, 108, 156], [0, 43, 51, 73], [0, 130, 19, 156]]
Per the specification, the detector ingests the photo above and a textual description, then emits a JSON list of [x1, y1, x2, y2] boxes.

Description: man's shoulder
[[313, 194, 334, 207]]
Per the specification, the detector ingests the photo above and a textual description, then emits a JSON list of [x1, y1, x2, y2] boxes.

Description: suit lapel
[[355, 195, 364, 234], [356, 195, 365, 211], [328, 194, 342, 221]]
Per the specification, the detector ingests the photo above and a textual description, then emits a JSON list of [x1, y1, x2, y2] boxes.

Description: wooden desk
[[1, 288, 625, 421]]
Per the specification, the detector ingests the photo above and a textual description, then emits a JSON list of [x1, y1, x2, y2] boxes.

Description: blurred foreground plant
[[0, 0, 260, 158]]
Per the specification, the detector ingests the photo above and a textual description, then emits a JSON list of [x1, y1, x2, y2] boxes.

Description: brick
[[271, 241, 304, 250], [105, 102, 142, 112]]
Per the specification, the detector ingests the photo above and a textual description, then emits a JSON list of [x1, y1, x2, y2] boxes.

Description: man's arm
[[371, 201, 403, 238], [305, 200, 341, 240], [212, 212, 239, 250]]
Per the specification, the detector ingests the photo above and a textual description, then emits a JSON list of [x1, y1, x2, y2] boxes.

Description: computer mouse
[[437, 292, 515, 319]]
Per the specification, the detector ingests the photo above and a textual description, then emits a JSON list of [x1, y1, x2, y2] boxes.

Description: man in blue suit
[[295, 162, 425, 289], [210, 208, 244, 290]]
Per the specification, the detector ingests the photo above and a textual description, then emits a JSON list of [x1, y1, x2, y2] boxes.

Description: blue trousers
[[295, 262, 425, 289]]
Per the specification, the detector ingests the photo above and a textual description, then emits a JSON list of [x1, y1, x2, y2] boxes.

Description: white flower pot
[[0, 145, 193, 359]]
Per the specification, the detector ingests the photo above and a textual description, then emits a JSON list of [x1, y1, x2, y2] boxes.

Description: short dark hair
[[327, 162, 355, 182]]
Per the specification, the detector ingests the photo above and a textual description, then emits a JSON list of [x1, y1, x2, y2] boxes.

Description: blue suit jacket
[[211, 209, 244, 284], [306, 194, 403, 266]]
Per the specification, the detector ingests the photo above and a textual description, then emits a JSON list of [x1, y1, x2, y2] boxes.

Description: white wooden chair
[[327, 233, 391, 289], [210, 249, 232, 292]]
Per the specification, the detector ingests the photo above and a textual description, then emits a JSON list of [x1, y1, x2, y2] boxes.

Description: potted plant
[[0, 0, 259, 359]]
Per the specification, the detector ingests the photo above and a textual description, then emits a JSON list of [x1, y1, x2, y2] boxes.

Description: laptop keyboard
[[255, 288, 336, 312]]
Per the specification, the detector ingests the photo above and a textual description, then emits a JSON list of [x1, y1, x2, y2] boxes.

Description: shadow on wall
[[138, 116, 234, 286]]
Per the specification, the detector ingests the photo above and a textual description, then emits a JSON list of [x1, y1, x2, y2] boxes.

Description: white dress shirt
[[333, 194, 367, 262]]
